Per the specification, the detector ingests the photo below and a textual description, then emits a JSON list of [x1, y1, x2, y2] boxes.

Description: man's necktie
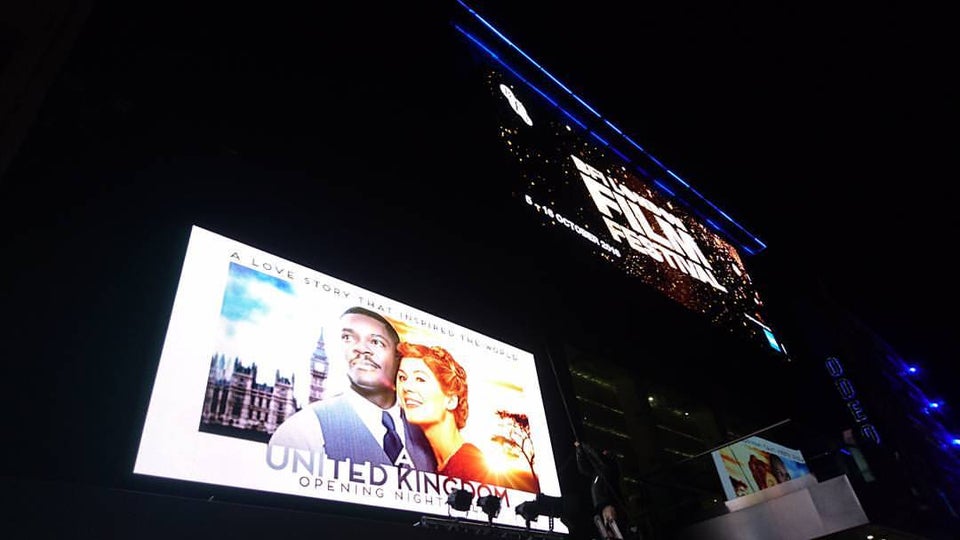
[[382, 410, 403, 464]]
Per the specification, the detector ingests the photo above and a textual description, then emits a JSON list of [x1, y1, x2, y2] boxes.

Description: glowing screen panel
[[483, 64, 784, 353], [134, 225, 566, 533]]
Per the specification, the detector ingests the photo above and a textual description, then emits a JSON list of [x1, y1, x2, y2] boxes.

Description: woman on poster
[[396, 342, 539, 492]]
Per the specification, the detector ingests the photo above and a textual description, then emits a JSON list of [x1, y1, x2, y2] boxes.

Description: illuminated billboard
[[710, 436, 812, 500], [452, 13, 785, 353], [485, 68, 781, 351], [134, 226, 566, 533]]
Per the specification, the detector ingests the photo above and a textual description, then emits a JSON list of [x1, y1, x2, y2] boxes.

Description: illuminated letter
[[265, 444, 289, 470], [662, 223, 713, 269], [825, 357, 844, 377], [369, 464, 388, 486], [835, 378, 856, 400], [860, 424, 881, 444], [847, 400, 868, 423], [613, 192, 648, 237], [394, 447, 415, 469], [581, 174, 623, 219], [571, 155, 608, 186], [628, 201, 676, 251], [397, 467, 414, 490]]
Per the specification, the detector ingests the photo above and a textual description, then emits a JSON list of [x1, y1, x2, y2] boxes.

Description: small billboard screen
[[710, 436, 812, 500], [134, 226, 566, 533]]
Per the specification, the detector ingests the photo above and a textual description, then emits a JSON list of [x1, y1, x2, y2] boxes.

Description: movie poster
[[482, 62, 785, 354], [710, 436, 812, 500], [134, 226, 567, 533]]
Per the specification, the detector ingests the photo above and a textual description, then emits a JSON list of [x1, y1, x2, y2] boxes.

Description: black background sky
[[469, 1, 958, 402]]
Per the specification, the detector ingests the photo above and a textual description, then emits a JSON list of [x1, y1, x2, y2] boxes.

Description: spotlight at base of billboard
[[132, 226, 567, 534], [477, 495, 502, 521], [447, 489, 473, 514], [535, 494, 564, 519], [515, 494, 564, 531], [516, 500, 540, 526]]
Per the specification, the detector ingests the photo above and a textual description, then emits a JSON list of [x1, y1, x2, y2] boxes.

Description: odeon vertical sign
[[825, 356, 881, 444]]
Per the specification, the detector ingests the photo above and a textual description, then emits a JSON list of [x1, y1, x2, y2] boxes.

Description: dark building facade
[[766, 279, 960, 539]]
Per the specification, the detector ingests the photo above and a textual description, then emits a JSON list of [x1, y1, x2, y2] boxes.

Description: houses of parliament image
[[199, 330, 331, 442]]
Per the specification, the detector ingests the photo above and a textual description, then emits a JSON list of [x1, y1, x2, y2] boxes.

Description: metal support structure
[[414, 515, 566, 540]]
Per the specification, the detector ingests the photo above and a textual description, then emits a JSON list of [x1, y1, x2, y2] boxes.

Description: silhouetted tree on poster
[[492, 410, 537, 483]]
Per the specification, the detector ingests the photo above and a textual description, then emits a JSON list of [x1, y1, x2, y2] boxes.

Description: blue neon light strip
[[665, 168, 693, 188], [653, 179, 676, 197], [559, 108, 588, 131], [456, 1, 767, 253], [587, 130, 631, 162], [460, 21, 743, 252], [456, 1, 603, 119], [589, 131, 610, 147], [603, 119, 624, 135], [680, 175, 768, 249], [608, 146, 631, 163], [454, 25, 588, 132], [622, 134, 648, 154]]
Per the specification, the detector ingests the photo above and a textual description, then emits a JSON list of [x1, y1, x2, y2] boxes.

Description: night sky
[[468, 1, 958, 403]]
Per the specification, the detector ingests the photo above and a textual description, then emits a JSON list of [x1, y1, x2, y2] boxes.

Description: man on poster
[[268, 306, 436, 470]]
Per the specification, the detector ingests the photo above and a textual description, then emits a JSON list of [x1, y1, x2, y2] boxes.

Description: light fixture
[[515, 500, 540, 526], [516, 494, 565, 530], [534, 493, 564, 519], [477, 494, 502, 522], [447, 488, 473, 514]]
